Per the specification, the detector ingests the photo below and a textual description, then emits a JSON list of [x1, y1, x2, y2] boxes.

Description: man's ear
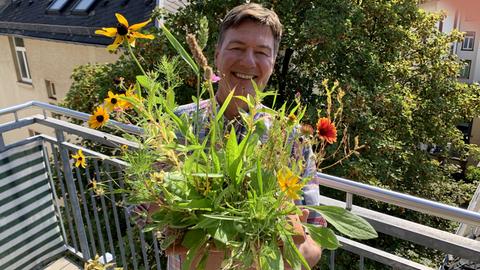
[[214, 46, 219, 67]]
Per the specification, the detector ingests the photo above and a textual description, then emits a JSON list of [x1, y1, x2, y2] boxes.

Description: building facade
[[0, 0, 185, 144], [420, 0, 480, 149]]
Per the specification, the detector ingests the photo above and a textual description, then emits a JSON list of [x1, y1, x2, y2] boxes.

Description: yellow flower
[[120, 144, 128, 152], [71, 149, 86, 168], [104, 91, 125, 112], [88, 106, 109, 129], [95, 13, 154, 52], [277, 167, 304, 200]]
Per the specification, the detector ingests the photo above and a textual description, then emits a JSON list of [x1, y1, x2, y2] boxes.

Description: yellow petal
[[131, 31, 154, 40], [127, 35, 136, 47], [115, 13, 129, 27], [129, 18, 152, 31], [107, 35, 124, 52], [95, 27, 117, 37]]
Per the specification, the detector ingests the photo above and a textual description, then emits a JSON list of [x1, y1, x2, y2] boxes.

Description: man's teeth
[[234, 73, 255, 80]]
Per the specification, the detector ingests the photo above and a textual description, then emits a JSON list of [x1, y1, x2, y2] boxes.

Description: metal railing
[[1, 101, 480, 270]]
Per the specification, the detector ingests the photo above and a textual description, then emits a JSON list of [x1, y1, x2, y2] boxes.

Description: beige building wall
[[0, 35, 119, 145]]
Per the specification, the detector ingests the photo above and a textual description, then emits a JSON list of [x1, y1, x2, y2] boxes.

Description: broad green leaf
[[181, 229, 208, 270], [304, 224, 341, 250], [161, 25, 199, 75], [136, 75, 151, 90], [192, 216, 220, 229], [304, 206, 377, 240]]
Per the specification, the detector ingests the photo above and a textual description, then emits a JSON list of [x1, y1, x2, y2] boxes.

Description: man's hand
[[285, 209, 322, 270]]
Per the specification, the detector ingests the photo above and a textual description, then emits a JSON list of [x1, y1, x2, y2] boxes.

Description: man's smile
[[232, 72, 257, 80]]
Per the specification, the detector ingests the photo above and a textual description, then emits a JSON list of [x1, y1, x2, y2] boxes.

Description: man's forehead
[[226, 39, 273, 50], [222, 22, 274, 49]]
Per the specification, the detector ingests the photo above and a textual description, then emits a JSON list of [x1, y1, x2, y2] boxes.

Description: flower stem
[[126, 42, 147, 76]]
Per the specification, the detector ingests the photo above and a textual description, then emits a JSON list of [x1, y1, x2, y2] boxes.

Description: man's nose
[[239, 49, 256, 68]]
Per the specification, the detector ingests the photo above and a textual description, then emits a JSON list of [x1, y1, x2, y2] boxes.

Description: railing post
[[359, 255, 364, 270], [329, 250, 335, 270], [346, 192, 353, 211], [55, 129, 91, 260], [0, 133, 5, 151]]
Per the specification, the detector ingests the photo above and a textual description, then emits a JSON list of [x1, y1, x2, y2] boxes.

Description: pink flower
[[211, 73, 221, 83]]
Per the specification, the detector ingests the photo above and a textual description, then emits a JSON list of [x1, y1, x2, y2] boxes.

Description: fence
[[1, 101, 480, 270]]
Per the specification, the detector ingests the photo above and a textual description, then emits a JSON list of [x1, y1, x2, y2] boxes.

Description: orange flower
[[277, 167, 304, 200], [300, 124, 314, 136], [316, 117, 337, 144], [88, 106, 109, 129]]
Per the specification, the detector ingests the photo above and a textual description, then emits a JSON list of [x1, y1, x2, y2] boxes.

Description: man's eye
[[256, 51, 269, 56]]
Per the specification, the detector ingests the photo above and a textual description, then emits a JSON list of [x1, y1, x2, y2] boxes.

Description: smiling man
[[134, 3, 324, 270], [214, 4, 281, 120], [191, 3, 323, 269]]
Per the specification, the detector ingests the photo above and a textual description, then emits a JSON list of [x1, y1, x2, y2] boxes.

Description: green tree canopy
[[63, 0, 480, 267]]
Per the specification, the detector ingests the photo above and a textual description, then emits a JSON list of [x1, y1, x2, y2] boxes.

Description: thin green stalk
[[126, 41, 147, 76]]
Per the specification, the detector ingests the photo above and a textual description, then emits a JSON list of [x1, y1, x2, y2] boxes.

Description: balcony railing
[[0, 101, 479, 270]]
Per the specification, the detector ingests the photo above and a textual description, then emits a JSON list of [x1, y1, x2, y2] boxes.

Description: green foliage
[[63, 0, 480, 267], [165, 0, 480, 266]]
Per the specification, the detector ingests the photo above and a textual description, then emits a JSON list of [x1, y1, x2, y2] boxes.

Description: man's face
[[215, 20, 276, 98]]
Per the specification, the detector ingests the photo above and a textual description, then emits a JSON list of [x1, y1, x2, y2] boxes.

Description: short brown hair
[[218, 3, 283, 55]]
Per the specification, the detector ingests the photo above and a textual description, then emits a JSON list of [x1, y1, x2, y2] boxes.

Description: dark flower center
[[117, 23, 128, 36], [78, 157, 83, 161], [319, 128, 329, 136], [96, 115, 105, 122], [111, 98, 117, 104]]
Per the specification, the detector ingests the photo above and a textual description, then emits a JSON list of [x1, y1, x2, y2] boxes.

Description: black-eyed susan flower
[[120, 144, 128, 152], [88, 106, 109, 129], [277, 167, 304, 200], [72, 149, 86, 168], [104, 91, 125, 112], [95, 13, 154, 52]]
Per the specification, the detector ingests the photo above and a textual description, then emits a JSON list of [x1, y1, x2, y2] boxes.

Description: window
[[71, 0, 97, 14], [459, 60, 472, 79], [46, 0, 71, 13], [13, 37, 32, 83], [45, 80, 57, 100], [462, 32, 475, 51]]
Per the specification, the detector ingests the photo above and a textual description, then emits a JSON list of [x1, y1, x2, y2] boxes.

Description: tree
[[63, 0, 480, 267]]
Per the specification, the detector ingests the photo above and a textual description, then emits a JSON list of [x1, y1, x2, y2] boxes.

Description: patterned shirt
[[132, 99, 326, 270]]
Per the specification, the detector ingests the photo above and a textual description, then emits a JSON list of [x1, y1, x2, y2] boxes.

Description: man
[[180, 3, 323, 268], [137, 3, 324, 269]]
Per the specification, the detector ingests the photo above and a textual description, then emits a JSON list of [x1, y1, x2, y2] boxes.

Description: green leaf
[[259, 242, 284, 270], [161, 25, 199, 75], [202, 214, 246, 222], [304, 224, 341, 250], [181, 229, 208, 270], [177, 198, 213, 210], [304, 206, 378, 240], [215, 90, 235, 123], [192, 216, 220, 229], [136, 75, 151, 90], [279, 232, 309, 270]]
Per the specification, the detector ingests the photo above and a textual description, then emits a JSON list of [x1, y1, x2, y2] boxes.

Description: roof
[[0, 0, 156, 45]]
